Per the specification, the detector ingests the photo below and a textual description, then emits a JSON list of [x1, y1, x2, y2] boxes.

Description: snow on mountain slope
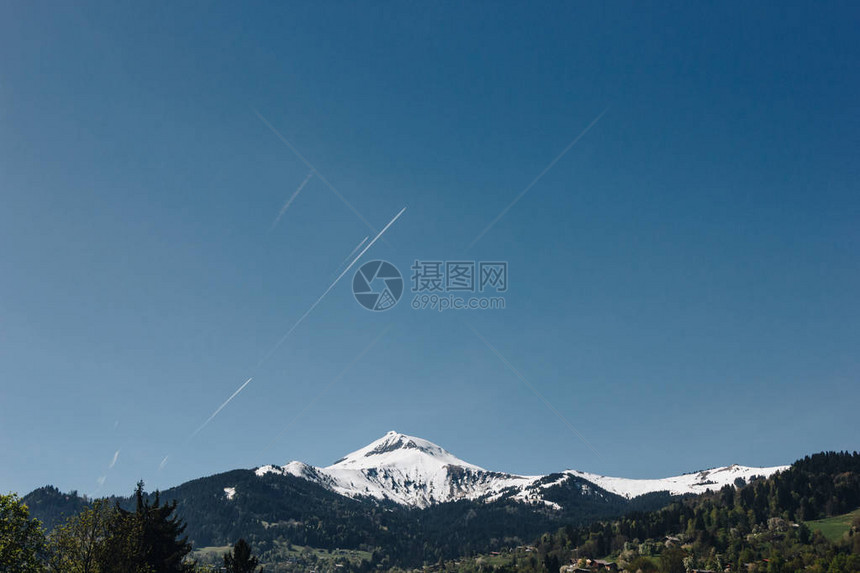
[[566, 464, 789, 499], [256, 431, 788, 509], [328, 431, 484, 471], [257, 431, 538, 507]]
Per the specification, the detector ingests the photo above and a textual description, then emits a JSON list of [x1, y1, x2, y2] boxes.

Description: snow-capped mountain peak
[[256, 431, 530, 507], [255, 432, 787, 509], [327, 431, 484, 472]]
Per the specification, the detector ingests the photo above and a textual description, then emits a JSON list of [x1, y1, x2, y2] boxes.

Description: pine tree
[[104, 481, 194, 573], [223, 538, 261, 573]]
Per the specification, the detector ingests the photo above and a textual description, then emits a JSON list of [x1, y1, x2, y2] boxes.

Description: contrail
[[271, 170, 314, 231], [332, 235, 368, 277], [468, 107, 608, 249], [467, 323, 600, 458], [158, 456, 169, 471], [181, 209, 403, 452], [261, 324, 393, 456], [191, 377, 254, 438], [252, 107, 380, 237], [257, 207, 406, 367], [94, 441, 125, 494]]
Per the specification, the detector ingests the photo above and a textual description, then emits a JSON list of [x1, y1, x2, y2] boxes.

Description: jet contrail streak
[[191, 377, 254, 438], [257, 207, 406, 367], [181, 209, 403, 452], [467, 323, 601, 458], [468, 107, 608, 249], [109, 450, 119, 469], [271, 170, 314, 231], [333, 235, 368, 276], [252, 107, 380, 236]]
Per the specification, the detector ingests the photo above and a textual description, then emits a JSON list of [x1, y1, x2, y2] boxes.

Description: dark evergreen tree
[[223, 538, 261, 572], [94, 506, 149, 573], [542, 553, 559, 573], [108, 481, 194, 573]]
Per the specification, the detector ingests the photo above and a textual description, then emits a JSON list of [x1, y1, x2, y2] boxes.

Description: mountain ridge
[[20, 433, 804, 570], [252, 430, 788, 508]]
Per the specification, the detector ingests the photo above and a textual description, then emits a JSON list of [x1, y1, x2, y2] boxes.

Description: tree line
[[433, 451, 860, 573], [1, 481, 261, 573]]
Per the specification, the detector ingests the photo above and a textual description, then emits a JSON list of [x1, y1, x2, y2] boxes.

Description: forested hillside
[[16, 452, 860, 571], [23, 469, 675, 569], [435, 451, 860, 573]]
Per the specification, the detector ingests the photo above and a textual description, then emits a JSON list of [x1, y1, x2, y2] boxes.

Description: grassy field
[[193, 543, 373, 571], [806, 507, 860, 541], [190, 545, 232, 567], [191, 545, 231, 557], [284, 545, 373, 562]]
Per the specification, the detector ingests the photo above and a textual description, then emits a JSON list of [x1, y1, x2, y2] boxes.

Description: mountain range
[[22, 431, 789, 568], [252, 430, 787, 508]]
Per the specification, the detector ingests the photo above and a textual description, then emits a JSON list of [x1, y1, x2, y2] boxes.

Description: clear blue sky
[[1, 2, 858, 497]]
